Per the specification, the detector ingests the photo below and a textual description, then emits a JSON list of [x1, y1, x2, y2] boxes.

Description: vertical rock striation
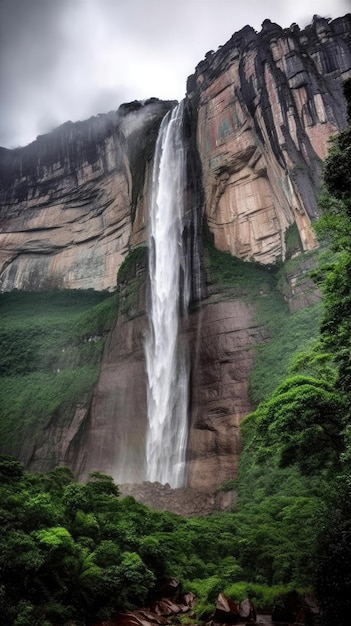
[[187, 14, 351, 264]]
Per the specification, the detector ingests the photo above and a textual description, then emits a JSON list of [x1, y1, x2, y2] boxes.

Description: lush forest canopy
[[0, 458, 323, 624], [1, 80, 350, 625]]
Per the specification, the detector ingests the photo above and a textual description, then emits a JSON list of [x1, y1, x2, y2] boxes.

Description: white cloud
[[0, 0, 349, 147]]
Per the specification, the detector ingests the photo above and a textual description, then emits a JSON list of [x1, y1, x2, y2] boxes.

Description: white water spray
[[144, 102, 189, 488]]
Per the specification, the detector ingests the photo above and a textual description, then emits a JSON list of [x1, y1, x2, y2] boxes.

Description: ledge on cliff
[[0, 98, 176, 190]]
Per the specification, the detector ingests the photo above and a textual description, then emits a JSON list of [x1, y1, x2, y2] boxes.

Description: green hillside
[[0, 290, 117, 454]]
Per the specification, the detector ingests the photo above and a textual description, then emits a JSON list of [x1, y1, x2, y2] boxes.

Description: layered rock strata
[[0, 17, 350, 291], [0, 99, 174, 291]]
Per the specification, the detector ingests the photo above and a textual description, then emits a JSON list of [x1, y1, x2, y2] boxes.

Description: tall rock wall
[[72, 250, 149, 483], [71, 254, 268, 491], [0, 15, 350, 498], [186, 299, 262, 488], [187, 14, 351, 263], [0, 99, 174, 291]]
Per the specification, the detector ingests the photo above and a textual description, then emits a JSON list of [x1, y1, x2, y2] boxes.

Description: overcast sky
[[0, 0, 349, 148]]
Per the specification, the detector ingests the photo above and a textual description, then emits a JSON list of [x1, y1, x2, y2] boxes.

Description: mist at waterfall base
[[144, 102, 190, 489]]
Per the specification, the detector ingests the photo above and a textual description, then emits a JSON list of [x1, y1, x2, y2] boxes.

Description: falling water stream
[[144, 102, 189, 488]]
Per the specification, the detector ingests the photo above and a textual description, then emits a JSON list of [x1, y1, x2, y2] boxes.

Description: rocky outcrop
[[89, 584, 318, 626], [0, 99, 174, 291], [119, 482, 236, 517], [187, 14, 351, 264], [277, 251, 322, 313], [187, 299, 265, 488], [213, 592, 256, 623], [91, 580, 196, 626]]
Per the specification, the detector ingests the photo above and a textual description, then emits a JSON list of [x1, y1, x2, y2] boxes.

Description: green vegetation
[[245, 374, 345, 474], [250, 295, 321, 405], [0, 368, 99, 450], [0, 289, 117, 452], [284, 222, 303, 259], [117, 246, 147, 318], [198, 80, 351, 625], [0, 245, 147, 452], [0, 221, 326, 624], [117, 245, 147, 284], [0, 462, 158, 623], [236, 79, 351, 626], [203, 230, 322, 405], [0, 459, 311, 624], [204, 237, 277, 297]]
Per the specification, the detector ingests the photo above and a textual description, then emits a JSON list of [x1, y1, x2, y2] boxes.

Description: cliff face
[[186, 299, 261, 488], [0, 15, 350, 498], [1, 16, 350, 292], [187, 14, 351, 263], [0, 99, 174, 291]]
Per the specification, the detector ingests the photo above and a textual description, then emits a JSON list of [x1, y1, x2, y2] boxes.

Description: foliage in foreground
[[0, 456, 317, 625], [237, 79, 351, 626], [0, 461, 159, 624]]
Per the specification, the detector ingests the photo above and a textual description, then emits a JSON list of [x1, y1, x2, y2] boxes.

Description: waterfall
[[144, 101, 189, 488]]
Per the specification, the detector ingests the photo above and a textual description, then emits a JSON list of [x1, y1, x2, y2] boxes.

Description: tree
[[323, 127, 351, 206], [245, 375, 346, 475], [311, 79, 351, 623], [314, 476, 351, 626], [314, 79, 351, 401], [0, 455, 24, 482]]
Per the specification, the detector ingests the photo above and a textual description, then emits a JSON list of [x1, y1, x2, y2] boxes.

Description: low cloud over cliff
[[0, 0, 349, 148]]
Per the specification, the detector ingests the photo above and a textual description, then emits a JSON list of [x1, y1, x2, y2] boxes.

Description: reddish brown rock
[[73, 308, 149, 484], [0, 100, 174, 292], [92, 611, 168, 626], [187, 14, 351, 265], [1, 16, 350, 292], [154, 578, 180, 599], [238, 598, 256, 621], [152, 598, 188, 616], [187, 300, 262, 489], [71, 287, 264, 492], [91, 582, 195, 626], [214, 592, 240, 622], [211, 593, 256, 624]]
